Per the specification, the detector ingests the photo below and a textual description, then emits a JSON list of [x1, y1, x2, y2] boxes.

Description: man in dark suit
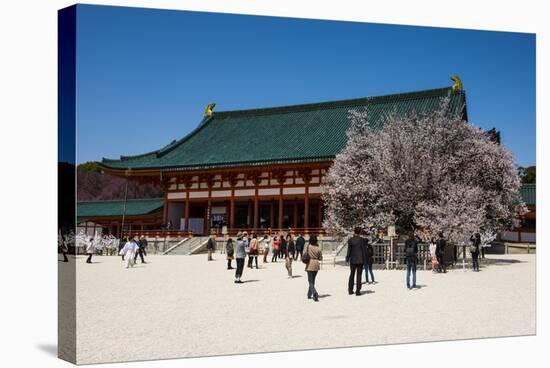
[[435, 232, 446, 273], [405, 231, 420, 289], [346, 227, 366, 296], [295, 234, 305, 261]]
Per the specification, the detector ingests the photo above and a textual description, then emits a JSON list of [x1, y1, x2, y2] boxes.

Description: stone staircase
[[162, 237, 210, 255]]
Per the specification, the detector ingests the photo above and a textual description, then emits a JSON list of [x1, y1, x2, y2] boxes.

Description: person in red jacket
[[272, 235, 280, 262]]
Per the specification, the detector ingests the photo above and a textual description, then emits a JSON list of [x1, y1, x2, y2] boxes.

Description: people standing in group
[[206, 233, 217, 261], [234, 232, 246, 283], [279, 234, 287, 259], [295, 233, 305, 261], [404, 231, 420, 289], [303, 235, 323, 301], [429, 238, 438, 273], [346, 227, 366, 296], [262, 235, 270, 263], [436, 232, 447, 273], [285, 235, 295, 278], [272, 235, 280, 262], [119, 236, 139, 269], [226, 237, 234, 270], [470, 233, 480, 271], [248, 234, 259, 269], [363, 237, 375, 284], [85, 237, 95, 264], [134, 235, 147, 264]]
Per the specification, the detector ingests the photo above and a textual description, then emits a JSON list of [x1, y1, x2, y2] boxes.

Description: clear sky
[[75, 4, 536, 167]]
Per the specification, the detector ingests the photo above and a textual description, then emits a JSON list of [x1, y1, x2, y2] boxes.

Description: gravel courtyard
[[67, 253, 536, 364]]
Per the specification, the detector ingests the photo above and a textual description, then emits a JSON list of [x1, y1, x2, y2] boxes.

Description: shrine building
[[99, 86, 467, 236]]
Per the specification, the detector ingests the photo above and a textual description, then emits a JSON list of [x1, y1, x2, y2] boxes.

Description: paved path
[[65, 253, 536, 364]]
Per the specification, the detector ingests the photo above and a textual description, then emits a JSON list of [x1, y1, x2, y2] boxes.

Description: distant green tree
[[77, 161, 102, 172], [518, 165, 536, 184]]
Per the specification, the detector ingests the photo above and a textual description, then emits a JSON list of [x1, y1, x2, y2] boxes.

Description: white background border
[[0, 1, 546, 367]]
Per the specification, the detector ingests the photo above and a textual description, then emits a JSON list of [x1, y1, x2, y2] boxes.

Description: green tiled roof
[[520, 184, 536, 205], [101, 87, 466, 171], [77, 198, 164, 222]]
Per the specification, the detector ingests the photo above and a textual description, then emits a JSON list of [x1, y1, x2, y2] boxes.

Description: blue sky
[[76, 4, 536, 167]]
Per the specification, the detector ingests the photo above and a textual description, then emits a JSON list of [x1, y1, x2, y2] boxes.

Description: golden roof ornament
[[451, 75, 463, 91], [204, 103, 216, 117]]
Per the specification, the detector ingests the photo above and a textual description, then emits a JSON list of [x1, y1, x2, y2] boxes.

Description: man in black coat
[[346, 227, 366, 296], [435, 232, 446, 273], [405, 232, 420, 289], [134, 235, 147, 264], [295, 234, 305, 261]]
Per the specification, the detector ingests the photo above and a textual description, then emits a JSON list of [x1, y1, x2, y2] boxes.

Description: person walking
[[285, 235, 295, 278], [206, 233, 217, 261], [119, 236, 139, 268], [287, 234, 296, 260], [470, 234, 480, 271], [262, 235, 270, 263], [272, 236, 280, 262], [405, 232, 420, 289], [234, 232, 246, 283], [134, 235, 147, 264], [279, 234, 287, 259], [226, 237, 234, 270], [303, 235, 322, 301], [248, 234, 259, 269], [363, 238, 375, 284], [59, 233, 69, 262], [435, 232, 447, 273], [85, 237, 95, 264], [429, 238, 438, 273], [295, 233, 305, 261], [346, 227, 366, 296]]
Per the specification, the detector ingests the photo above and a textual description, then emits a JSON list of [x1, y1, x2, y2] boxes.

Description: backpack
[[366, 244, 374, 258]]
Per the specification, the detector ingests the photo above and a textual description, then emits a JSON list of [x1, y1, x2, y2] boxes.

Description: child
[[226, 238, 234, 270]]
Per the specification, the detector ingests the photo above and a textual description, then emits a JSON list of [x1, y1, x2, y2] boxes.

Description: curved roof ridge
[[213, 87, 455, 118]]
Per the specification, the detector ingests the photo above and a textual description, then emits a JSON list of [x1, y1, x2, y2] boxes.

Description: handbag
[[302, 245, 311, 264]]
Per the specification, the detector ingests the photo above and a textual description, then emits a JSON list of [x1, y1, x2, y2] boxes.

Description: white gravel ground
[[66, 253, 535, 364]]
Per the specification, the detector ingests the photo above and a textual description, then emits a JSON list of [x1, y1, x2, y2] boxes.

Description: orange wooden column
[[183, 176, 192, 233], [293, 202, 298, 228], [252, 173, 261, 229], [301, 169, 312, 231]]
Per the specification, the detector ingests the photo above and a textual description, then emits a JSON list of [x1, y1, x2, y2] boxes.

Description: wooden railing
[[121, 227, 327, 239], [221, 227, 326, 237]]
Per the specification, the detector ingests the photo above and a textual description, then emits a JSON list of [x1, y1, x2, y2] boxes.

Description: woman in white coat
[[119, 236, 139, 268], [85, 237, 95, 264]]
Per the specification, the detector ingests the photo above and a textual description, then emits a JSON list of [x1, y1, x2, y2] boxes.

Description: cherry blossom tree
[[322, 98, 526, 242]]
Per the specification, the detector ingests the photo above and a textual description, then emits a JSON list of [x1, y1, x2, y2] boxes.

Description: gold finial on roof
[[450, 75, 463, 91], [204, 103, 216, 117]]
